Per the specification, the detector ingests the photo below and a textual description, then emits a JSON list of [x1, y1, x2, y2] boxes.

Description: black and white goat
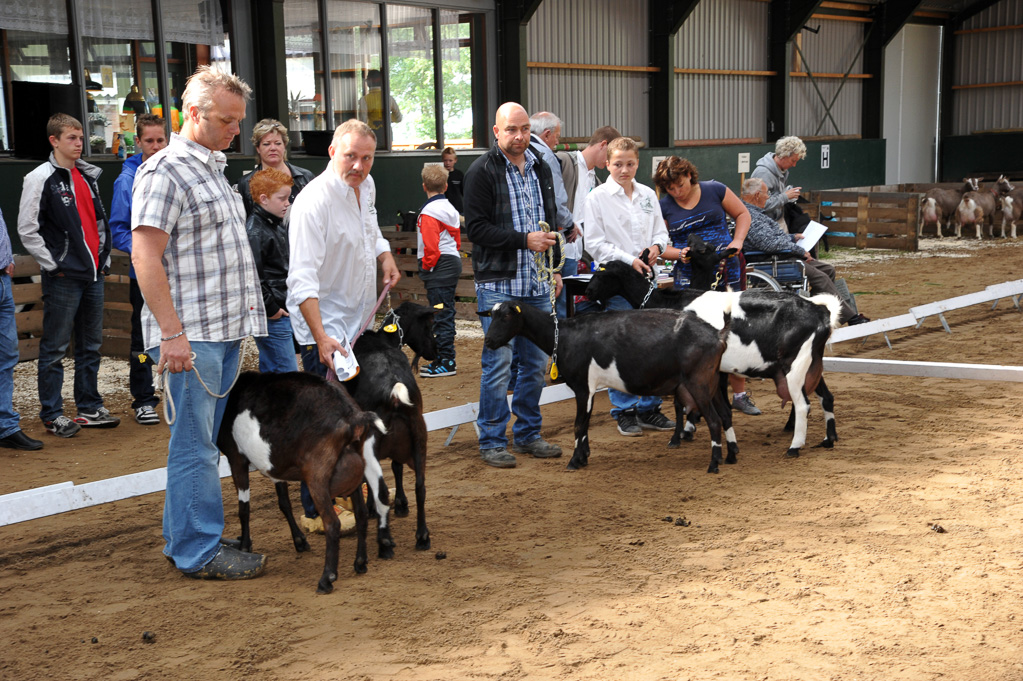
[[217, 371, 385, 594], [344, 301, 437, 556], [585, 239, 840, 460], [483, 301, 731, 473]]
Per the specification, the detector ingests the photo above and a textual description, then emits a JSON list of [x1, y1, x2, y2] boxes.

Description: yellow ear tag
[[433, 303, 444, 309], [515, 305, 521, 313], [550, 362, 559, 380], [384, 324, 398, 333], [138, 353, 148, 364]]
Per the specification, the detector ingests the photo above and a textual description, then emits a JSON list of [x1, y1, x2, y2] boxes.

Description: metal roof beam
[[771, 0, 825, 43], [951, 0, 1002, 26]]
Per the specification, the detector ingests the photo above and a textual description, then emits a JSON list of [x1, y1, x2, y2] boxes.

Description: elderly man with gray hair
[[529, 111, 575, 316], [741, 177, 869, 326], [751, 135, 807, 227]]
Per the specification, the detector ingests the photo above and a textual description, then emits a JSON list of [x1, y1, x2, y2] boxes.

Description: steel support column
[[648, 0, 701, 148], [767, 0, 822, 141]]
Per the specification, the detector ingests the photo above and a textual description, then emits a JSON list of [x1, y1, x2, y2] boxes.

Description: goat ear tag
[[515, 305, 521, 313], [550, 363, 559, 380], [384, 324, 397, 333], [433, 303, 444, 309]]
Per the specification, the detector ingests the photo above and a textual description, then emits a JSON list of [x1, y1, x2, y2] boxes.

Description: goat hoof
[[667, 439, 680, 449], [379, 546, 395, 560], [682, 432, 694, 442], [294, 537, 311, 553], [706, 465, 719, 474], [416, 536, 431, 551], [394, 504, 410, 518], [725, 454, 737, 464], [785, 448, 801, 458], [317, 581, 334, 595], [565, 462, 580, 471], [353, 559, 368, 575], [813, 438, 834, 449]]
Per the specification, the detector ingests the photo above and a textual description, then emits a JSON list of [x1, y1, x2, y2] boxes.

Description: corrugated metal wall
[[674, 0, 769, 142], [952, 0, 1023, 135], [526, 0, 650, 141], [789, 19, 864, 137]]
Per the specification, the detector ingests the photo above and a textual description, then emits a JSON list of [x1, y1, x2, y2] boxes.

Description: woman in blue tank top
[[654, 156, 751, 289]]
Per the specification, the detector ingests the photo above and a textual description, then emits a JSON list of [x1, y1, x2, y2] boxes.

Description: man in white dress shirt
[[287, 118, 401, 376]]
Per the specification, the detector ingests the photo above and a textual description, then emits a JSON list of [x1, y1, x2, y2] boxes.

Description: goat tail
[[390, 382, 414, 408], [808, 293, 843, 330], [718, 297, 733, 344]]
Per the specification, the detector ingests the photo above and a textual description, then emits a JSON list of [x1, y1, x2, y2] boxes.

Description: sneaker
[[135, 405, 160, 425], [512, 438, 562, 458], [732, 393, 762, 416], [480, 447, 517, 468], [44, 415, 81, 438], [616, 409, 642, 437], [420, 359, 456, 377], [638, 409, 676, 431], [846, 313, 871, 326], [74, 407, 121, 428], [182, 545, 266, 581]]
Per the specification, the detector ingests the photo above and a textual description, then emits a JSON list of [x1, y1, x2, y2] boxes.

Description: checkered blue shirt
[[477, 152, 550, 298]]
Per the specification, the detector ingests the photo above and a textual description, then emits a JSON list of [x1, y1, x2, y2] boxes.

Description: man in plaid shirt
[[464, 102, 563, 469], [132, 66, 267, 581]]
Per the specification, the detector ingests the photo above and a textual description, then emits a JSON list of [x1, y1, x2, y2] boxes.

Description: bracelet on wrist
[[161, 330, 185, 342]]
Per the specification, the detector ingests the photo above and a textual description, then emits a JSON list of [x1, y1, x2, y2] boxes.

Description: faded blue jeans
[[475, 287, 551, 451], [255, 315, 298, 373], [150, 340, 241, 573], [37, 273, 105, 422], [0, 274, 21, 438]]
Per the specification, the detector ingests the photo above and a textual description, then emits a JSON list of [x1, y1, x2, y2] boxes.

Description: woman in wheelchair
[[740, 178, 869, 326]]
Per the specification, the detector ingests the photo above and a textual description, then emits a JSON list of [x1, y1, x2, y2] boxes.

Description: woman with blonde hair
[[236, 118, 315, 216]]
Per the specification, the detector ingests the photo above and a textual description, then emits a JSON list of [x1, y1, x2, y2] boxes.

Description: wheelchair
[[742, 250, 810, 295]]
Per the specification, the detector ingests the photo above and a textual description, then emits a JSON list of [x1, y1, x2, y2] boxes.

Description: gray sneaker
[[732, 393, 762, 416], [480, 447, 517, 468], [512, 438, 562, 458], [638, 409, 676, 431], [44, 415, 81, 438], [616, 409, 642, 437]]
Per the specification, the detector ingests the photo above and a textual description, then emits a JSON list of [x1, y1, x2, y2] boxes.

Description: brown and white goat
[[218, 371, 385, 594], [957, 179, 999, 239], [920, 179, 976, 239]]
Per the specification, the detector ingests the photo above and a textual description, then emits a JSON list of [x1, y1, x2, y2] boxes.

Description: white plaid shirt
[[131, 133, 266, 349]]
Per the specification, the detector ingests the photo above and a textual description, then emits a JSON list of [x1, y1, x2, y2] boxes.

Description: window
[[285, 0, 485, 152]]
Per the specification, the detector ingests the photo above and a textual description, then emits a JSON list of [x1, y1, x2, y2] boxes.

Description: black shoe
[[637, 409, 676, 431], [846, 314, 870, 326], [182, 545, 266, 580], [0, 430, 43, 451], [616, 409, 642, 437]]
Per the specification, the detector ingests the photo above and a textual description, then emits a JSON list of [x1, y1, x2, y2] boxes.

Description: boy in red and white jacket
[[417, 164, 462, 377]]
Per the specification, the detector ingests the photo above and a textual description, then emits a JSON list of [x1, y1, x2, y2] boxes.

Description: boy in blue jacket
[[109, 114, 167, 425]]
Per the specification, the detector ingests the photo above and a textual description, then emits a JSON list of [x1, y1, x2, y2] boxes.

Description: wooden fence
[[12, 251, 133, 363], [382, 228, 480, 321], [805, 190, 919, 251]]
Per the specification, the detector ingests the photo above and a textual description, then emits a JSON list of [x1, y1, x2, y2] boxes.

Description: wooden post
[[856, 194, 869, 249], [906, 193, 919, 251]]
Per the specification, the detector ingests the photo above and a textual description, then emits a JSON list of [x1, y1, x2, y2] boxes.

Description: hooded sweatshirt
[[749, 151, 790, 222]]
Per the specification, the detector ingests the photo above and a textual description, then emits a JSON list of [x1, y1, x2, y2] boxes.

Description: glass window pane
[[286, 0, 328, 135], [82, 37, 139, 154], [386, 4, 434, 151], [440, 11, 473, 149], [328, 1, 382, 138]]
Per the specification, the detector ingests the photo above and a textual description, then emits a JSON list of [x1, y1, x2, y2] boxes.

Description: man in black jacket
[[464, 102, 563, 468], [18, 113, 119, 438]]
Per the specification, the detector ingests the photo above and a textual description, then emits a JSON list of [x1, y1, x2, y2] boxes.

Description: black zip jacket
[[245, 204, 290, 317], [464, 144, 559, 283], [17, 153, 110, 280]]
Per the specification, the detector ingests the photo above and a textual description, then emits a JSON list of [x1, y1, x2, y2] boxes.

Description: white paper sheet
[[795, 220, 828, 251]]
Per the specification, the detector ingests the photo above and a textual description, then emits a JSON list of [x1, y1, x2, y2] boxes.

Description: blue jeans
[[150, 340, 241, 572], [255, 316, 298, 373], [555, 257, 578, 319], [419, 254, 461, 362], [0, 274, 22, 438], [579, 294, 662, 418], [38, 274, 105, 422], [476, 287, 551, 451]]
